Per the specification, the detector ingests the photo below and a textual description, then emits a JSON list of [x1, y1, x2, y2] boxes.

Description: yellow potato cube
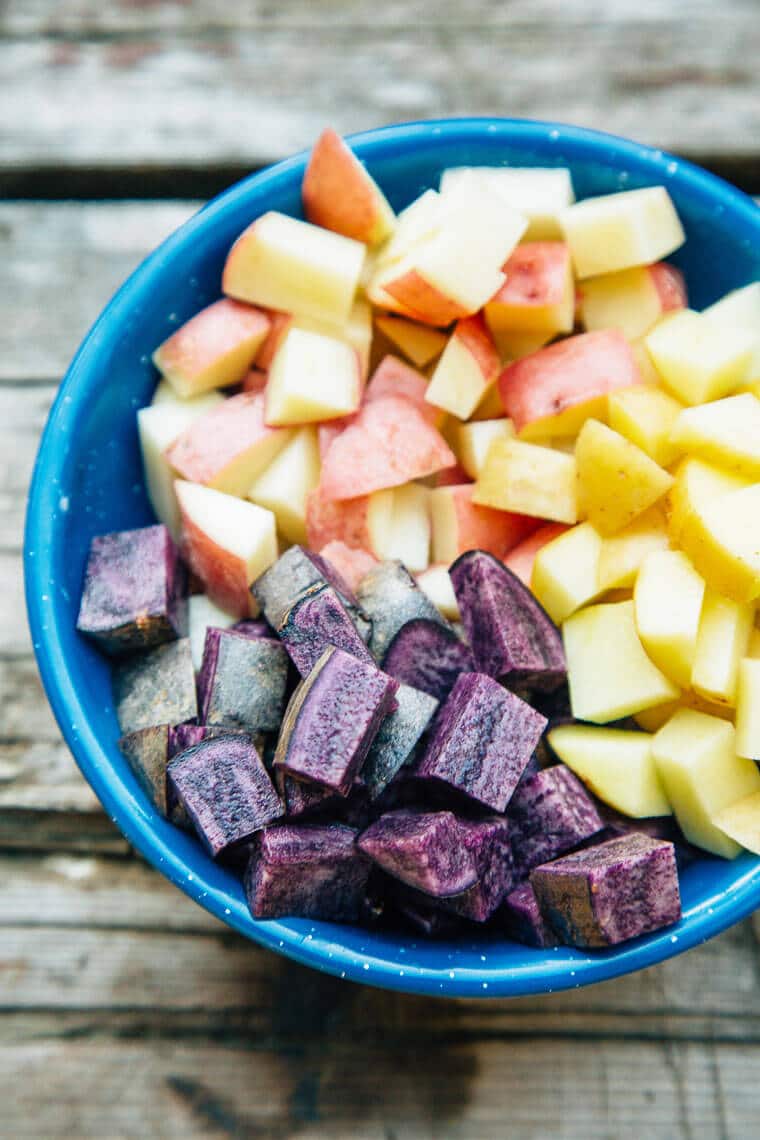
[[469, 381, 509, 421], [455, 418, 515, 479], [563, 600, 680, 724], [735, 658, 760, 760], [247, 426, 320, 545], [644, 309, 755, 405], [425, 319, 500, 420], [548, 724, 671, 817], [691, 591, 753, 706], [703, 282, 760, 385], [597, 505, 669, 591], [670, 393, 760, 479], [652, 709, 760, 858], [473, 438, 578, 524], [633, 550, 706, 688], [265, 327, 361, 426], [667, 458, 749, 549], [713, 791, 760, 855], [374, 315, 447, 367], [439, 166, 574, 240], [560, 186, 685, 279], [607, 385, 685, 468], [683, 485, 760, 604], [371, 483, 431, 573], [415, 564, 460, 620], [575, 419, 674, 535], [580, 266, 673, 341], [489, 329, 554, 365], [531, 522, 602, 624]]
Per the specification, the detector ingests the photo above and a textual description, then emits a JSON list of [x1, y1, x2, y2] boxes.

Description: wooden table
[[2, 3, 760, 1135]]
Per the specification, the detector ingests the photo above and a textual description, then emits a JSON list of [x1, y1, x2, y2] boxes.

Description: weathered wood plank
[[0, 23, 758, 177], [0, 1036, 757, 1139]]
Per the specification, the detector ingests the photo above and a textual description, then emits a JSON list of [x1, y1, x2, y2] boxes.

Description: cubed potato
[[691, 591, 753, 706], [439, 166, 574, 239], [318, 541, 377, 594], [431, 484, 536, 563], [735, 658, 760, 759], [579, 262, 686, 341], [633, 550, 706, 688], [187, 593, 237, 671], [371, 483, 432, 572], [597, 504, 669, 591], [667, 457, 749, 551], [670, 393, 760, 479], [484, 242, 574, 335], [265, 327, 361, 426], [575, 419, 674, 535], [644, 309, 755, 405], [137, 390, 224, 539], [652, 709, 760, 857], [247, 426, 321, 545], [425, 314, 501, 420], [560, 186, 685, 279], [302, 127, 395, 245], [677, 482, 760, 604], [153, 299, 271, 398], [490, 329, 554, 365], [530, 522, 603, 624], [365, 354, 440, 426], [498, 330, 641, 440], [222, 210, 365, 325], [306, 484, 390, 557], [469, 379, 511, 420], [415, 564, 460, 620], [607, 385, 685, 468], [474, 438, 578, 524], [256, 298, 372, 380], [454, 418, 514, 479], [374, 315, 447, 367], [634, 691, 735, 732], [713, 791, 760, 856], [548, 724, 671, 817], [563, 600, 680, 723], [503, 523, 569, 586], [703, 282, 760, 385]]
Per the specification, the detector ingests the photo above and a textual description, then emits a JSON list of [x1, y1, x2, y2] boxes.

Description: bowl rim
[[25, 116, 760, 998]]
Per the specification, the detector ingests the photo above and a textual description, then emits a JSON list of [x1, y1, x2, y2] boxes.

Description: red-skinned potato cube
[[498, 329, 642, 438], [485, 242, 574, 334], [365, 355, 440, 426], [306, 486, 375, 552], [425, 314, 501, 420], [431, 484, 538, 562], [319, 540, 378, 593], [303, 128, 395, 246], [153, 299, 270, 398], [502, 523, 569, 586]]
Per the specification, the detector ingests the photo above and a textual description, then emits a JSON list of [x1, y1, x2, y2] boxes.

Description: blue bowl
[[25, 119, 760, 998]]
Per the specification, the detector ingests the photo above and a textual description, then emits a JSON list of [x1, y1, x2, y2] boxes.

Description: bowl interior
[[26, 119, 760, 998]]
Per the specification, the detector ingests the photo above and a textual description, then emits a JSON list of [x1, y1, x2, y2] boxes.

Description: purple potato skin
[[168, 734, 283, 857], [112, 638, 197, 733], [275, 647, 398, 796], [449, 550, 566, 692], [198, 627, 289, 732], [357, 810, 479, 898], [382, 619, 477, 702], [251, 545, 369, 639], [498, 882, 560, 948], [118, 724, 171, 814], [356, 560, 449, 663], [508, 766, 604, 880], [415, 673, 547, 813], [244, 823, 370, 921], [443, 817, 515, 923], [77, 524, 187, 656], [358, 683, 439, 799], [231, 618, 276, 640], [277, 586, 375, 678], [530, 833, 682, 948]]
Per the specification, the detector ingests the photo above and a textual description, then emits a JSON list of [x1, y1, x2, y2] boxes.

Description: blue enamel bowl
[[25, 119, 760, 997]]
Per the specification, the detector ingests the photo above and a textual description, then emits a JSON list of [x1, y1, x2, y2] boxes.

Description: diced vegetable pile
[[76, 127, 760, 950]]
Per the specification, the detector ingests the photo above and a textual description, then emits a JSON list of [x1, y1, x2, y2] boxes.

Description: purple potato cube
[[277, 585, 374, 678], [77, 524, 187, 656], [244, 823, 370, 921], [231, 618, 276, 639], [198, 627, 289, 732], [252, 545, 369, 639], [359, 683, 439, 799], [593, 802, 699, 872], [118, 724, 171, 814], [274, 647, 397, 796], [356, 560, 450, 663], [450, 550, 566, 691], [168, 722, 250, 756], [508, 766, 604, 878], [276, 771, 342, 820], [443, 817, 515, 923], [357, 810, 478, 898], [499, 882, 559, 948], [415, 673, 547, 813], [382, 619, 477, 702], [168, 734, 283, 857], [530, 833, 682, 948], [112, 638, 197, 733]]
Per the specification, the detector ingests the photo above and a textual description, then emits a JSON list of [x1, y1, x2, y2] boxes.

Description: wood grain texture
[[0, 20, 758, 179]]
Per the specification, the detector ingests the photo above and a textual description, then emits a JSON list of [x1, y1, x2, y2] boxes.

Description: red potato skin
[[365, 355, 439, 425], [498, 329, 643, 435], [154, 299, 270, 384], [319, 395, 456, 500], [306, 486, 375, 551], [453, 313, 501, 382], [241, 367, 268, 394], [384, 269, 472, 327], [165, 392, 283, 487], [303, 128, 390, 243], [490, 242, 571, 309], [502, 523, 569, 586], [319, 540, 378, 593], [650, 262, 688, 311], [434, 464, 471, 488], [442, 485, 539, 560], [178, 508, 253, 619]]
